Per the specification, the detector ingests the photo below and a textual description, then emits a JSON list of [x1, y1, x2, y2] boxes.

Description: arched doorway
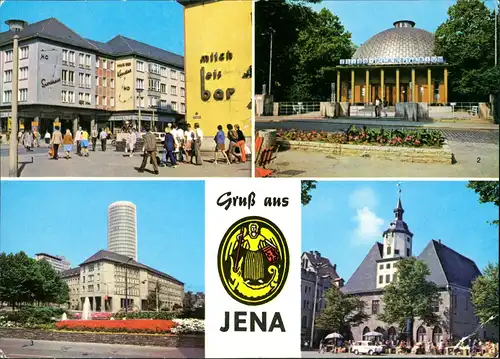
[[432, 326, 443, 344], [417, 326, 427, 342], [388, 327, 397, 342], [375, 326, 386, 339], [363, 326, 370, 337]]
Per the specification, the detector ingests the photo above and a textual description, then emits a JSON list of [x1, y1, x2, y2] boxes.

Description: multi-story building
[[34, 252, 71, 272], [107, 201, 137, 261], [61, 249, 184, 312], [0, 18, 185, 134], [341, 193, 499, 343], [301, 251, 344, 345]]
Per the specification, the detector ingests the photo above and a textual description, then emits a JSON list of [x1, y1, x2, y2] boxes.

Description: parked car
[[351, 341, 384, 355]]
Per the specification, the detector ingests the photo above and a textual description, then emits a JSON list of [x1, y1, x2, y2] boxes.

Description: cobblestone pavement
[[439, 130, 499, 144], [0, 146, 251, 178], [269, 140, 499, 178]]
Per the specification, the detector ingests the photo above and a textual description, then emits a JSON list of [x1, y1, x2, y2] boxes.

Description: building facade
[[107, 201, 137, 261], [336, 21, 448, 106], [34, 252, 71, 272], [0, 18, 185, 134], [341, 194, 499, 343], [182, 0, 252, 136], [61, 249, 184, 312]]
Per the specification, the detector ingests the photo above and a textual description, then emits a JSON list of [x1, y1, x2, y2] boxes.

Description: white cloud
[[349, 187, 378, 209], [352, 206, 385, 245]]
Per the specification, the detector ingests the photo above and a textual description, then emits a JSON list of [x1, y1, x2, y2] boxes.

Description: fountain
[[82, 297, 91, 320], [61, 312, 67, 321]]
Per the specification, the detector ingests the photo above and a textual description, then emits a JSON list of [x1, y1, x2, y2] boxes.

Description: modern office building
[[336, 20, 448, 105], [107, 201, 137, 261], [341, 193, 499, 342], [61, 249, 184, 312], [34, 252, 71, 272], [0, 17, 185, 134]]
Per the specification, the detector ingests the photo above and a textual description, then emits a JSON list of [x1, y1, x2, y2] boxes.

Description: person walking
[[192, 122, 203, 165], [80, 128, 89, 157], [91, 127, 98, 151], [382, 98, 388, 117], [214, 125, 230, 165], [99, 128, 107, 151], [163, 127, 177, 168], [127, 128, 137, 157], [175, 124, 185, 162], [17, 130, 23, 147], [138, 126, 159, 175], [375, 97, 381, 117], [226, 124, 239, 163], [44, 131, 51, 147], [63, 129, 73, 159], [184, 123, 194, 164], [75, 126, 82, 155], [51, 126, 63, 160], [234, 124, 247, 163], [23, 130, 34, 152]]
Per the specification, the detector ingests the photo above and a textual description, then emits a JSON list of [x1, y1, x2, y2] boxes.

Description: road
[[301, 351, 471, 358], [0, 338, 203, 358]]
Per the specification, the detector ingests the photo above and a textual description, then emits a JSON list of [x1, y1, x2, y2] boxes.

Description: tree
[[143, 286, 163, 311], [183, 291, 196, 311], [467, 181, 499, 225], [378, 258, 440, 340], [471, 263, 499, 328], [434, 0, 499, 101], [315, 286, 369, 338], [301, 180, 317, 205]]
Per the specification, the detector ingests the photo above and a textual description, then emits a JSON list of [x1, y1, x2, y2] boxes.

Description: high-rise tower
[[107, 201, 137, 260]]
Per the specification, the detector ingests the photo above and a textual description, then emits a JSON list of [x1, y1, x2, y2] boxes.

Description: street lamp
[[125, 257, 134, 314], [310, 262, 329, 349], [8, 31, 19, 177], [136, 88, 144, 136], [150, 104, 158, 132], [268, 28, 275, 95]]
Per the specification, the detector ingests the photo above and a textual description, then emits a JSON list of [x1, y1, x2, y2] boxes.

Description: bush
[[112, 311, 177, 320], [180, 307, 205, 320], [171, 319, 204, 334], [4, 306, 66, 325]]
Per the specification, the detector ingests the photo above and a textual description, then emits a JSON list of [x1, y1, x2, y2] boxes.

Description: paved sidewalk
[[0, 145, 251, 177]]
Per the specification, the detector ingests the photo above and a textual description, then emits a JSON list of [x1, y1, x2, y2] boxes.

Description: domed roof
[[353, 20, 435, 59]]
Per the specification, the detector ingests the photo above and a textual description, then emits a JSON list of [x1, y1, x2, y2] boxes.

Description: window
[[96, 57, 100, 68], [19, 89, 28, 102], [88, 285, 94, 292], [136, 78, 144, 90], [102, 59, 107, 70], [95, 95, 99, 105], [395, 249, 400, 255], [19, 66, 28, 79], [406, 248, 410, 257], [62, 70, 68, 84], [68, 91, 74, 103], [69, 51, 75, 65], [378, 275, 383, 284], [85, 74, 91, 88], [79, 73, 85, 87], [110, 61, 115, 70], [95, 76, 99, 86], [432, 299, 440, 312], [78, 92, 84, 103], [149, 78, 160, 92], [85, 54, 91, 67], [61, 90, 67, 103], [386, 274, 391, 283], [85, 93, 90, 104], [387, 246, 392, 255], [181, 103, 185, 113], [180, 72, 185, 82], [137, 61, 144, 72], [372, 300, 380, 314], [103, 96, 107, 106], [20, 46, 29, 59], [379, 264, 383, 270], [97, 273, 100, 281], [5, 50, 13, 62], [110, 97, 115, 106], [103, 77, 107, 87], [160, 99, 167, 108], [170, 85, 177, 95], [160, 67, 167, 77], [89, 275, 94, 281], [161, 83, 166, 93], [171, 69, 177, 79], [110, 79, 115, 89], [171, 101, 177, 111], [181, 87, 185, 97], [68, 71, 75, 85], [386, 263, 390, 269], [79, 53, 85, 67], [97, 284, 100, 291], [62, 50, 68, 63], [393, 273, 398, 282], [4, 70, 12, 82], [82, 276, 85, 283], [149, 63, 160, 74]]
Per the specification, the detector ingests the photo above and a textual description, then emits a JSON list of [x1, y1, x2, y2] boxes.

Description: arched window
[[417, 326, 427, 343], [363, 326, 370, 335], [433, 326, 443, 344], [388, 327, 397, 342]]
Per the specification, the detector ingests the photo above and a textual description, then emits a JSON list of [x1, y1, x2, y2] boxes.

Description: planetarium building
[[336, 20, 448, 106]]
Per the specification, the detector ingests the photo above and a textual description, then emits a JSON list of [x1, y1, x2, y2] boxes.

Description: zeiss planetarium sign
[[339, 56, 445, 66]]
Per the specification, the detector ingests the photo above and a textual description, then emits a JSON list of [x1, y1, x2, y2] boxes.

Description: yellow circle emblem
[[217, 216, 289, 306]]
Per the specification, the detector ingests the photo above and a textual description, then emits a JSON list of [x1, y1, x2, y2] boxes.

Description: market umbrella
[[364, 331, 383, 337], [325, 333, 344, 339]]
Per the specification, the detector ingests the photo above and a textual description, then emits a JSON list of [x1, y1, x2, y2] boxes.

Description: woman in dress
[[63, 129, 73, 159]]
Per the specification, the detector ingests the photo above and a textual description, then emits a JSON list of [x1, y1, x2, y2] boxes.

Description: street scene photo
[[0, 0, 252, 177], [254, 0, 499, 178], [0, 181, 205, 358], [300, 180, 499, 357]]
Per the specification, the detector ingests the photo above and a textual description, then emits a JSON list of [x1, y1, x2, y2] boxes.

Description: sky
[[0, 1, 185, 56], [302, 181, 499, 282], [310, 0, 498, 46], [0, 180, 205, 293]]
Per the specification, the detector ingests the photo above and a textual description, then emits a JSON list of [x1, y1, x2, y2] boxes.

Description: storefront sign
[[41, 78, 61, 88], [200, 51, 233, 64], [200, 67, 235, 102], [117, 69, 132, 77], [339, 56, 445, 66], [117, 62, 131, 68]]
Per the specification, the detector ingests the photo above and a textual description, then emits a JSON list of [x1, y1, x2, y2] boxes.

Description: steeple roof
[[383, 190, 413, 237]]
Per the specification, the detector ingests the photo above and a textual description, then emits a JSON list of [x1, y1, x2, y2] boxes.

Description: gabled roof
[[80, 249, 184, 285], [60, 267, 80, 278], [302, 251, 343, 281], [341, 243, 384, 294]]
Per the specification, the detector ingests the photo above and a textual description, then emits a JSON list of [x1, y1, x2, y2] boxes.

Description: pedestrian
[[226, 124, 239, 163], [375, 97, 381, 117], [170, 124, 180, 162], [63, 129, 73, 159], [382, 98, 388, 117], [214, 125, 230, 165], [175, 124, 185, 162], [23, 130, 33, 152], [44, 130, 51, 146], [33, 130, 39, 148], [192, 122, 203, 165], [184, 123, 194, 164], [17, 130, 23, 147], [80, 128, 89, 157], [138, 126, 159, 175], [234, 124, 247, 163], [163, 127, 177, 168], [100, 128, 107, 151], [91, 127, 98, 151], [51, 126, 63, 160], [75, 126, 82, 155]]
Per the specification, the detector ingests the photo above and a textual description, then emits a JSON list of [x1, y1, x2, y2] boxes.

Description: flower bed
[[171, 319, 204, 334], [71, 312, 113, 320], [56, 319, 176, 334]]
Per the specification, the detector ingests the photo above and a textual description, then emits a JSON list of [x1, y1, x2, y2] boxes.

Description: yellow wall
[[184, 0, 252, 135], [115, 57, 135, 111]]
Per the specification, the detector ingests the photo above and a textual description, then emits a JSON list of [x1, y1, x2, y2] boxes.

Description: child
[[80, 128, 90, 157], [214, 125, 230, 165]]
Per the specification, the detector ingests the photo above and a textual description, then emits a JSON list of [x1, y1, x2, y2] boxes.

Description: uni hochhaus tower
[[107, 201, 137, 261]]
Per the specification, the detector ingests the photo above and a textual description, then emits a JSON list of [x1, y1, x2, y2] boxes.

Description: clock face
[[385, 235, 393, 245]]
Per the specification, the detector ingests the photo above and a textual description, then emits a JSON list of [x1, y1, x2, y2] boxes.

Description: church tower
[[376, 186, 414, 289]]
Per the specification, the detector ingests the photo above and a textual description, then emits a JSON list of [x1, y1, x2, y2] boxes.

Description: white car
[[351, 341, 383, 355]]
